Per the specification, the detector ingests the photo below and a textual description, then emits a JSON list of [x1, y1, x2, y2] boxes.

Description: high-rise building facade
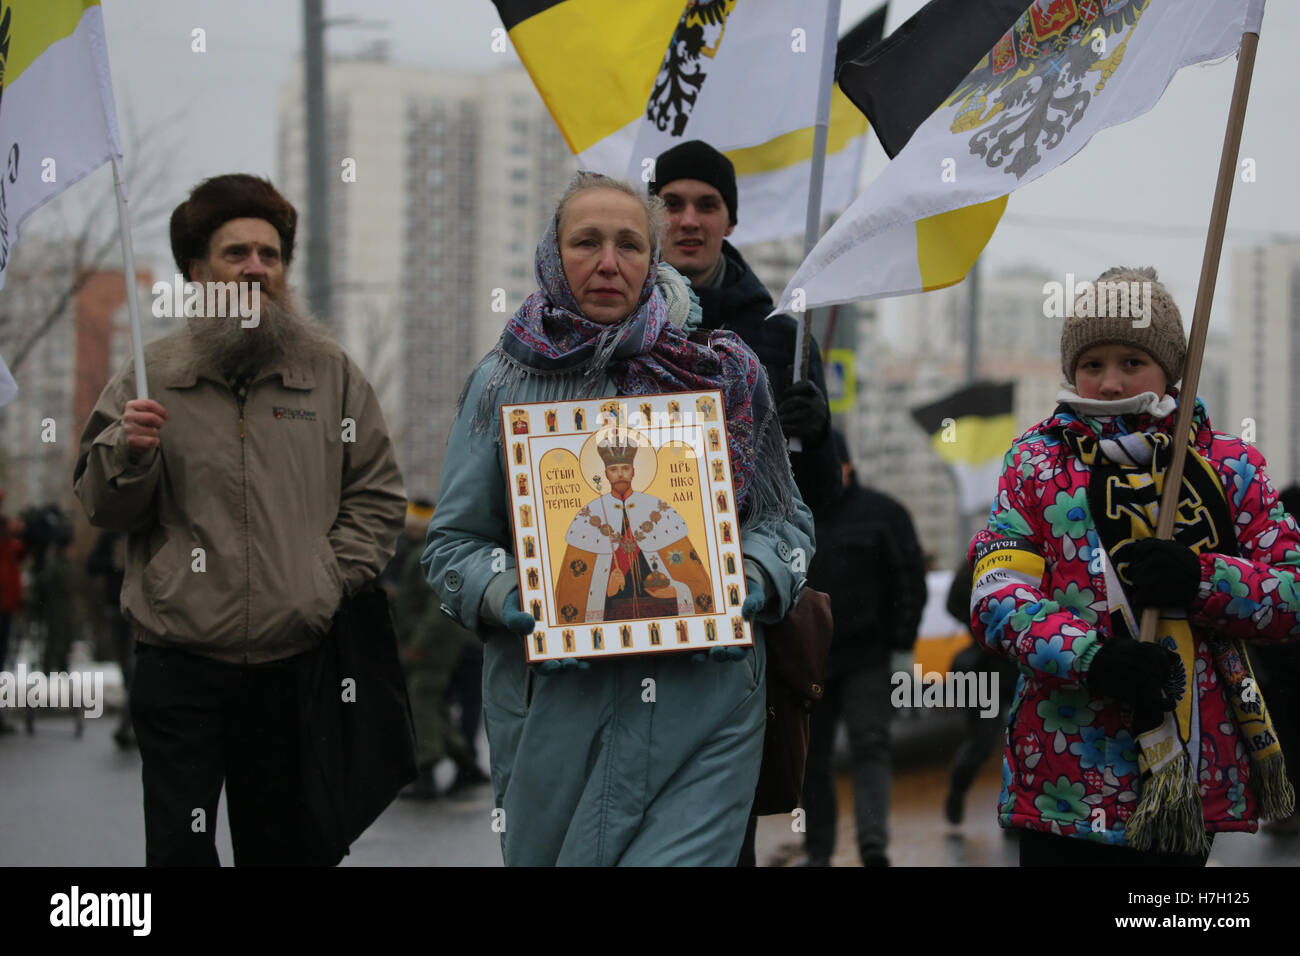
[[277, 54, 575, 498], [1228, 241, 1300, 488]]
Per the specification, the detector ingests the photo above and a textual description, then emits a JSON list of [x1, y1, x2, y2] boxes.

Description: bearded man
[[74, 174, 405, 866]]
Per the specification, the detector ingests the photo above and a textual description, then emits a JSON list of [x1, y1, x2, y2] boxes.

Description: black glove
[[777, 379, 830, 444], [1124, 538, 1202, 610], [1085, 636, 1179, 711]]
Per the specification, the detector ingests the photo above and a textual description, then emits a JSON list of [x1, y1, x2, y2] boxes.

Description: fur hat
[[169, 174, 297, 279], [649, 140, 738, 225], [1059, 266, 1186, 385]]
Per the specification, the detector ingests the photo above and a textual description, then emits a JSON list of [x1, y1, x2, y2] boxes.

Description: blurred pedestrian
[[86, 530, 135, 749], [426, 171, 812, 865], [802, 431, 926, 866], [392, 499, 476, 799], [649, 139, 840, 866], [970, 266, 1299, 865], [35, 517, 79, 676], [74, 173, 406, 866], [0, 492, 25, 735]]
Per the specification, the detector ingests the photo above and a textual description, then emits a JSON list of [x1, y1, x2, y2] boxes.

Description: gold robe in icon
[[556, 492, 712, 624]]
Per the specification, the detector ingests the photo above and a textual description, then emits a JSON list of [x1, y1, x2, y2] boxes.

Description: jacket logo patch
[[273, 406, 317, 422]]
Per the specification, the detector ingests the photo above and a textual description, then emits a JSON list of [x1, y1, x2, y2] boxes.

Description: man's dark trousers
[[131, 642, 316, 866]]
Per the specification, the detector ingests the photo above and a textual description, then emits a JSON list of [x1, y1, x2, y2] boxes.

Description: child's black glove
[[1085, 636, 1179, 713], [1124, 537, 1202, 610]]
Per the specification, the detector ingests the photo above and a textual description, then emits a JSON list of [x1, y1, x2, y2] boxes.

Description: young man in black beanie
[[651, 140, 841, 866], [650, 140, 841, 520]]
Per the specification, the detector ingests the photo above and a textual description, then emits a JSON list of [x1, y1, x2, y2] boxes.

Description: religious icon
[[503, 390, 751, 663], [555, 426, 712, 625], [599, 400, 623, 427], [732, 617, 744, 641]]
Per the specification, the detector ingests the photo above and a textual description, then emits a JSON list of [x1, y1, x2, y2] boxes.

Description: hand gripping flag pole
[[111, 156, 148, 400]]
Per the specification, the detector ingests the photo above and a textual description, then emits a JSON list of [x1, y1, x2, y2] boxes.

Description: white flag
[[0, 1, 124, 291], [776, 0, 1266, 314]]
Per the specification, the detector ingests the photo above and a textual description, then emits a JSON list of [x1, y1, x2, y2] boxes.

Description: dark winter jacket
[[692, 241, 841, 517], [807, 473, 927, 677]]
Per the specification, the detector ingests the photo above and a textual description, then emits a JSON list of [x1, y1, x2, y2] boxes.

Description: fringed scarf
[[1057, 395, 1293, 854], [460, 214, 795, 528]]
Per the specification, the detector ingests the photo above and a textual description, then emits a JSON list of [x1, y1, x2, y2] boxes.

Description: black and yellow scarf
[[1062, 424, 1293, 854]]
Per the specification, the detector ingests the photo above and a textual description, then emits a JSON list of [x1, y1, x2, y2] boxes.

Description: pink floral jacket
[[968, 396, 1300, 844]]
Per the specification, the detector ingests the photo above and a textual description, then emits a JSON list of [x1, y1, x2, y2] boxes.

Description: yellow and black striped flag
[[911, 381, 1015, 515], [492, 0, 882, 245]]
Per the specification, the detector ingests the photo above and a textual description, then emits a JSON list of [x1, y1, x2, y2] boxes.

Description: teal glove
[[741, 576, 766, 620], [502, 590, 537, 636], [536, 657, 591, 674], [692, 645, 747, 663]]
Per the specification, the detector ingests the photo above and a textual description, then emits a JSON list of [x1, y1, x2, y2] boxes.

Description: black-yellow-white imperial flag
[[911, 381, 1015, 516]]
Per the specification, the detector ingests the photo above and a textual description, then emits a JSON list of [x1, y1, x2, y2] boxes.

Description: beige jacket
[[74, 327, 406, 664]]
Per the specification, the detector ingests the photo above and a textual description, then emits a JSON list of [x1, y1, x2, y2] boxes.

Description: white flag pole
[[788, 0, 840, 452], [111, 156, 148, 400]]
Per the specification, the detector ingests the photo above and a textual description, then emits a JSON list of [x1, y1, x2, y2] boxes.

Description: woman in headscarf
[[424, 172, 813, 866], [970, 266, 1298, 865]]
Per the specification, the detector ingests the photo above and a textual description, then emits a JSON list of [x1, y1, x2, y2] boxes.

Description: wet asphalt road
[[1, 708, 1296, 867]]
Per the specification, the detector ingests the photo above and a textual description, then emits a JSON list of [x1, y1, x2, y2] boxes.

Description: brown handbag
[[752, 585, 834, 816]]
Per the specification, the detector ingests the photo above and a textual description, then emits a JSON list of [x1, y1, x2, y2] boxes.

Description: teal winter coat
[[424, 358, 814, 866]]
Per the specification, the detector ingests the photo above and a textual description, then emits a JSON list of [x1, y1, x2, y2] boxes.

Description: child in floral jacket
[[969, 267, 1300, 866]]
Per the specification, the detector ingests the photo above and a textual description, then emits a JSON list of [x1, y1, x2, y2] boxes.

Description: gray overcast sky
[[42, 0, 1300, 331]]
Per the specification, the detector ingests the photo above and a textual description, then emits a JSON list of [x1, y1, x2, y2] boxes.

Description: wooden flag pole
[[1137, 27, 1260, 644], [112, 156, 149, 401]]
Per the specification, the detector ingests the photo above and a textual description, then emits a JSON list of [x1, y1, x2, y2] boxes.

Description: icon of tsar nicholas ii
[[555, 432, 712, 624]]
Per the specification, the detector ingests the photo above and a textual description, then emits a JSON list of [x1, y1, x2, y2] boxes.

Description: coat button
[[777, 541, 791, 560], [811, 683, 823, 695], [444, 570, 463, 592]]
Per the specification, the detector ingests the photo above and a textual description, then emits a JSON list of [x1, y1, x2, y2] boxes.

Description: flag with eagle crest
[[491, 0, 883, 245], [775, 0, 1266, 314]]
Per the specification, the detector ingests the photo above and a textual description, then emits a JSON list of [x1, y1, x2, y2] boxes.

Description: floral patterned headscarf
[[463, 211, 794, 523]]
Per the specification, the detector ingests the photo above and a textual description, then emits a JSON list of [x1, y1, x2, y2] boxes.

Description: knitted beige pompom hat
[[1060, 266, 1186, 386]]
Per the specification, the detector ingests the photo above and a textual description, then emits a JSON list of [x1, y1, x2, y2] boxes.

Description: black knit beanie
[[649, 140, 738, 225]]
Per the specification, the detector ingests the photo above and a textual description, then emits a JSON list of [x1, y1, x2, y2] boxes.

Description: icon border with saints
[[500, 389, 752, 662]]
